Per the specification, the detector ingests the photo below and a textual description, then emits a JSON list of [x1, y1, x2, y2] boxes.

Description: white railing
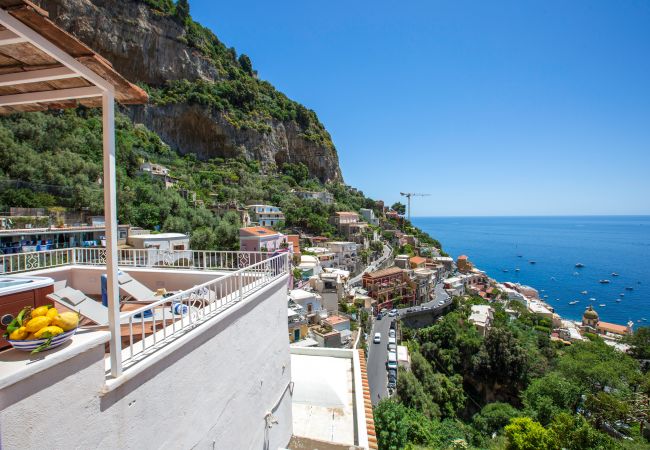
[[0, 248, 75, 274], [0, 248, 271, 274], [117, 252, 289, 371]]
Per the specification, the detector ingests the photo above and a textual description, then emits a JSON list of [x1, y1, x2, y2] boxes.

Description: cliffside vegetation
[[141, 0, 333, 147], [0, 108, 377, 248], [375, 299, 650, 449]]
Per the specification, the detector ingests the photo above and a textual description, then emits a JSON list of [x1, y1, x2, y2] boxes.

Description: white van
[[386, 351, 398, 370]]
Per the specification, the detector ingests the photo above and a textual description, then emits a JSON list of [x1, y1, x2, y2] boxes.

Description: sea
[[412, 216, 650, 326]]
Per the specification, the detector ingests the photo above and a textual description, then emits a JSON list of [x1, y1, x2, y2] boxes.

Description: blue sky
[[191, 0, 650, 216]]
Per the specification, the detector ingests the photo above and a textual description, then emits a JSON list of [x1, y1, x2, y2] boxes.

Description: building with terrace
[[247, 204, 285, 227], [362, 266, 416, 311], [293, 189, 334, 204], [239, 226, 287, 252]]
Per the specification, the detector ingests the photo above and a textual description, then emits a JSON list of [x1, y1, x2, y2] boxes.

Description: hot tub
[[0, 275, 54, 350]]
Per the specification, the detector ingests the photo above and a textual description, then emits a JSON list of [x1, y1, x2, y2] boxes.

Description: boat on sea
[[616, 299, 621, 303], [599, 279, 611, 284], [619, 293, 625, 297], [544, 295, 549, 298], [581, 291, 588, 295], [599, 303, 606, 307], [502, 269, 509, 273], [517, 255, 523, 258], [612, 273, 619, 277], [589, 297, 596, 301], [643, 318, 648, 322], [569, 300, 579, 305], [575, 263, 585, 268], [625, 287, 634, 291], [515, 268, 520, 272], [529, 261, 536, 264]]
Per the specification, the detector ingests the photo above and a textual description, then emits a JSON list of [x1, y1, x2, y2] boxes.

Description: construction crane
[[400, 192, 431, 221]]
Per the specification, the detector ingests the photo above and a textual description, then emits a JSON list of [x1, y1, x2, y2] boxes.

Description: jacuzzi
[[0, 275, 54, 349]]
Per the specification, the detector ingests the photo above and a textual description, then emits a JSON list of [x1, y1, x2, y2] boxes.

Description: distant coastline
[[412, 215, 650, 325]]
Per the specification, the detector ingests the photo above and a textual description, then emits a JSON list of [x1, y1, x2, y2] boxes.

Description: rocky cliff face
[[35, 0, 342, 183]]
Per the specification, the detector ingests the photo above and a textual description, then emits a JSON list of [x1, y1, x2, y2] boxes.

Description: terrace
[[0, 3, 293, 447]]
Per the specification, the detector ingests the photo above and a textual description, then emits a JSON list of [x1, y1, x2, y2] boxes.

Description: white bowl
[[7, 327, 77, 352]]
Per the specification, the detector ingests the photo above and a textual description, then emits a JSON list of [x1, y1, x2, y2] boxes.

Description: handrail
[[117, 252, 289, 371], [0, 247, 272, 274]]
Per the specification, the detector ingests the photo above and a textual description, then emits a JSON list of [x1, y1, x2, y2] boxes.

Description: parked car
[[388, 309, 398, 317], [373, 332, 382, 344], [388, 343, 397, 352], [376, 313, 382, 320], [388, 329, 396, 338], [388, 368, 397, 379], [390, 320, 397, 330], [387, 379, 396, 390], [388, 336, 396, 347], [386, 351, 398, 370]]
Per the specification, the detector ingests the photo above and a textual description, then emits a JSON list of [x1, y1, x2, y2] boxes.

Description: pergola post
[[102, 91, 122, 377]]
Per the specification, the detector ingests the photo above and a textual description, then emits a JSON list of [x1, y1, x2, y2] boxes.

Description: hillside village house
[[239, 226, 287, 252], [363, 266, 416, 311], [469, 304, 494, 337], [293, 189, 334, 204], [247, 204, 285, 227], [330, 211, 359, 229], [360, 208, 379, 226], [324, 241, 360, 273], [0, 213, 131, 254], [138, 161, 177, 189], [0, 4, 375, 449]]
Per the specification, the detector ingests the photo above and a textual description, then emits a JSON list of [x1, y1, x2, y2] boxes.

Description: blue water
[[412, 216, 650, 325]]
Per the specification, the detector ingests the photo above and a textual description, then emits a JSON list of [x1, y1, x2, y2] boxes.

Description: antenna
[[399, 192, 431, 221]]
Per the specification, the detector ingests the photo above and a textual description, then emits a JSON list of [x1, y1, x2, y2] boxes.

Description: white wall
[[0, 276, 293, 450]]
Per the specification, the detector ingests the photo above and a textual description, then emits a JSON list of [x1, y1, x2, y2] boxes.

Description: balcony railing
[[119, 252, 288, 371], [0, 248, 271, 274]]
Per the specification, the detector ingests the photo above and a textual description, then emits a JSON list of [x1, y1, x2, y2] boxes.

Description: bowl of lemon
[[4, 305, 79, 354]]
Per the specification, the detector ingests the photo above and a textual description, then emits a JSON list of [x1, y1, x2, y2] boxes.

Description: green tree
[[391, 202, 406, 215], [625, 326, 650, 361], [396, 369, 441, 419], [190, 226, 217, 250], [504, 417, 557, 450], [472, 402, 522, 436], [175, 0, 190, 21], [548, 413, 616, 450], [522, 372, 582, 425], [374, 400, 409, 450], [238, 54, 253, 76], [410, 351, 466, 418]]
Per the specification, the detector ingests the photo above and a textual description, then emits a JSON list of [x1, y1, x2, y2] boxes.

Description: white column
[[102, 91, 122, 377]]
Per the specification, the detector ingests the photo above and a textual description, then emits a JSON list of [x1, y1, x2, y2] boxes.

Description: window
[[173, 244, 185, 250]]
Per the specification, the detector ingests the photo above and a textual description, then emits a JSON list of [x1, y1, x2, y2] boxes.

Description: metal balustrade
[[0, 247, 271, 274], [118, 252, 289, 371]]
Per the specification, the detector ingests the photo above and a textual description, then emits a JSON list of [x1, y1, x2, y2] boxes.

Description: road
[[367, 312, 393, 405], [349, 244, 392, 286], [366, 282, 451, 405]]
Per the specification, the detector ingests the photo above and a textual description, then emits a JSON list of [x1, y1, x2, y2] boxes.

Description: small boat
[[619, 293, 625, 297], [612, 273, 619, 277], [575, 263, 585, 268], [517, 255, 523, 258], [544, 295, 549, 298], [643, 318, 648, 322], [550, 277, 556, 281], [581, 291, 588, 295], [573, 272, 580, 276], [589, 297, 596, 301], [569, 300, 579, 305], [529, 261, 536, 264], [625, 287, 634, 291], [616, 299, 621, 303], [515, 268, 520, 272], [599, 280, 611, 284], [502, 269, 509, 273], [599, 304, 606, 307]]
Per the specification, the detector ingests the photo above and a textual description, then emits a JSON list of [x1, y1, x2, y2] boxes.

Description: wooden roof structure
[[0, 0, 147, 114]]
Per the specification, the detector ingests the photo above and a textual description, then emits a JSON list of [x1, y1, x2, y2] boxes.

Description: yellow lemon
[[52, 311, 79, 331], [31, 306, 50, 317], [34, 326, 64, 339], [25, 316, 51, 333], [8, 326, 29, 340], [46, 307, 58, 320]]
